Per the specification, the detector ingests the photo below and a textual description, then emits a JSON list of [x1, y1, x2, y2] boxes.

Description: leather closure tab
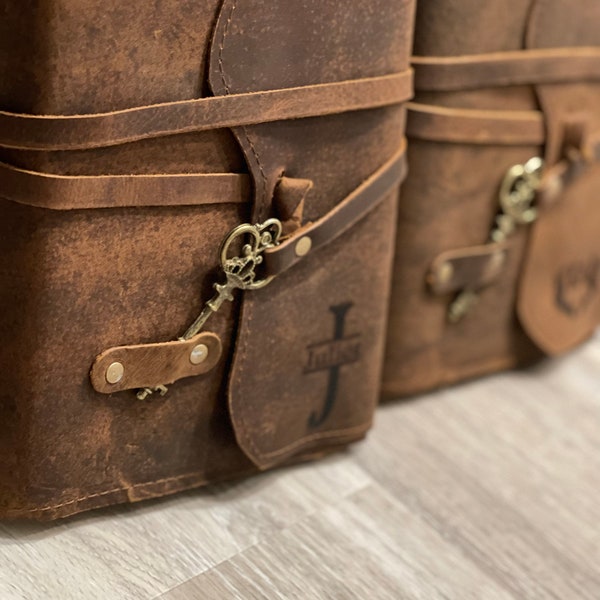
[[428, 243, 510, 295], [90, 332, 222, 395]]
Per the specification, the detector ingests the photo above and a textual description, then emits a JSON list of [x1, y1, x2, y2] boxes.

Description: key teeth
[[136, 385, 169, 401]]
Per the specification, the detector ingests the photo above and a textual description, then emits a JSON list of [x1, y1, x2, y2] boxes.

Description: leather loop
[[407, 102, 546, 145], [262, 140, 407, 278], [0, 71, 413, 151], [0, 162, 250, 210], [90, 331, 222, 394], [413, 47, 600, 92], [274, 176, 313, 236]]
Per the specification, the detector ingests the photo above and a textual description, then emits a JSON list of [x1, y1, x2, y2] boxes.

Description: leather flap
[[518, 163, 600, 355], [208, 0, 412, 469], [517, 0, 600, 353]]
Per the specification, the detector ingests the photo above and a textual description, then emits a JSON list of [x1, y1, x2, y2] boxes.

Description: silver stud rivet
[[295, 236, 312, 257], [438, 261, 454, 285], [106, 362, 125, 385], [190, 344, 209, 365]]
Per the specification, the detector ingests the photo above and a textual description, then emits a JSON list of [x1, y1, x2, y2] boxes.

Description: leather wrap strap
[[407, 103, 545, 145], [263, 140, 407, 278], [0, 163, 250, 210], [413, 47, 600, 92], [0, 71, 413, 151]]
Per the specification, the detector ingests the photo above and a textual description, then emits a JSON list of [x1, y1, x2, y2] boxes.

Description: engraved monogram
[[555, 255, 600, 317], [304, 303, 362, 429]]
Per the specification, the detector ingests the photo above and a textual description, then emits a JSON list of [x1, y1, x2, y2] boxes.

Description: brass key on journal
[[137, 218, 283, 400], [447, 156, 544, 323]]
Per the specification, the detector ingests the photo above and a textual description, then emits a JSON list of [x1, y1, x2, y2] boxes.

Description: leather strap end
[[90, 331, 222, 395]]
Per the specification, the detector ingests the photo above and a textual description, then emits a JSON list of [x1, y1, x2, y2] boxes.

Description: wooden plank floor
[[1, 336, 599, 599]]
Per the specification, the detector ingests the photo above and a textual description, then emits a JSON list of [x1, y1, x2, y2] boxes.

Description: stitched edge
[[526, 0, 546, 50], [1, 421, 364, 517], [255, 422, 373, 461], [217, 0, 268, 211], [1, 470, 218, 517]]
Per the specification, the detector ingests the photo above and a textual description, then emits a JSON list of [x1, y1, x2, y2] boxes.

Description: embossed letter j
[[308, 303, 355, 429]]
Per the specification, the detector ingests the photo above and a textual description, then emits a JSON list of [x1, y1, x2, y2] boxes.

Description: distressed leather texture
[[0, 0, 414, 518], [383, 0, 600, 398]]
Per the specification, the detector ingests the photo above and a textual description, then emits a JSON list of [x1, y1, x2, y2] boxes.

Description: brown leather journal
[[0, 0, 415, 519], [383, 0, 600, 398]]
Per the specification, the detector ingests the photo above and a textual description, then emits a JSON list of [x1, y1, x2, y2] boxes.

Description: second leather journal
[[383, 0, 600, 398], [0, 0, 415, 519]]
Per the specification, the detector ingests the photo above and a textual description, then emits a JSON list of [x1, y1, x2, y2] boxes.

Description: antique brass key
[[137, 218, 283, 400], [447, 157, 544, 323]]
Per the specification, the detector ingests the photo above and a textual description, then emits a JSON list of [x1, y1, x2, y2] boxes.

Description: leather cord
[[412, 47, 600, 92], [407, 102, 546, 145], [262, 140, 408, 278], [0, 71, 413, 151], [0, 162, 250, 210]]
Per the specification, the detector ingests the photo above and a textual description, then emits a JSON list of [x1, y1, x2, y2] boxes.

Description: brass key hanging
[[137, 218, 283, 400], [447, 156, 544, 323]]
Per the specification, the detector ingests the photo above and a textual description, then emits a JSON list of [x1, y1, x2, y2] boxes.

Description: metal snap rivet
[[106, 362, 125, 385], [190, 344, 209, 365], [295, 236, 312, 257]]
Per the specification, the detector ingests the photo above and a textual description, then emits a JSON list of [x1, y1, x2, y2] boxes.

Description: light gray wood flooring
[[1, 336, 599, 599]]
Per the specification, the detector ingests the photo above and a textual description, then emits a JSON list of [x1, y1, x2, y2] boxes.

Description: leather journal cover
[[0, 0, 415, 519], [383, 0, 600, 398]]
